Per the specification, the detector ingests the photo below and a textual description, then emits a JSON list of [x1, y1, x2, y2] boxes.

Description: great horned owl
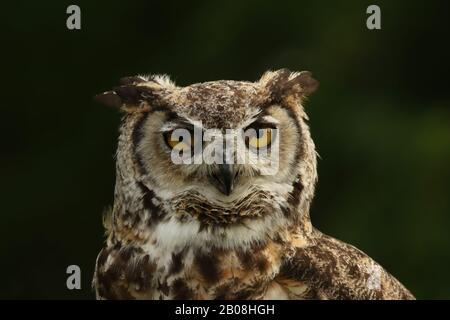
[[93, 69, 414, 300]]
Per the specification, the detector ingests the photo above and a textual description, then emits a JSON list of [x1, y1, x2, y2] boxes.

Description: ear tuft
[[261, 69, 319, 102], [94, 75, 172, 111], [94, 85, 150, 109], [113, 85, 146, 105], [119, 76, 147, 85], [264, 68, 292, 97], [94, 91, 122, 108], [292, 71, 319, 96]]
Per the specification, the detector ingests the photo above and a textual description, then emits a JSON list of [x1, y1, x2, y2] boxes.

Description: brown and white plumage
[[92, 69, 414, 300]]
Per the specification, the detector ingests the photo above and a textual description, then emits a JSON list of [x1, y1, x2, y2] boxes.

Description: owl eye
[[245, 128, 274, 149], [163, 130, 194, 151]]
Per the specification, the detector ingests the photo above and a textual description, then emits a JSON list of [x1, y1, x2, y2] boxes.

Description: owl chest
[[150, 267, 306, 300], [97, 229, 304, 299], [143, 246, 300, 300], [96, 241, 308, 300]]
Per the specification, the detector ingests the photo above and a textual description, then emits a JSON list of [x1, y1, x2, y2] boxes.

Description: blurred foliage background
[[1, 0, 449, 299]]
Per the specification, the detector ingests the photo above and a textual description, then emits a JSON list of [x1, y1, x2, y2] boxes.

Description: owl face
[[96, 69, 318, 228]]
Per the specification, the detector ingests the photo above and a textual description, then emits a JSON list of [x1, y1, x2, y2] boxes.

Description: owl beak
[[210, 164, 235, 196]]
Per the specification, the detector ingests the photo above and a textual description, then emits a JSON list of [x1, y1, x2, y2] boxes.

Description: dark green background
[[2, 0, 449, 299]]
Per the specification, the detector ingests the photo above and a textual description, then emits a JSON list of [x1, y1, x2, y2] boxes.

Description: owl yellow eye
[[164, 131, 193, 151], [246, 128, 273, 149]]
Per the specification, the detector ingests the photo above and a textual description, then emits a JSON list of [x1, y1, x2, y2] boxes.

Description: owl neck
[[110, 173, 315, 253]]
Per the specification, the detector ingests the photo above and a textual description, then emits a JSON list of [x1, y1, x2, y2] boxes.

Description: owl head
[[96, 69, 318, 245]]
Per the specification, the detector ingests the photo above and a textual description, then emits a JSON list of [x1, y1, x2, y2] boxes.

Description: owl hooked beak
[[209, 164, 235, 196]]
